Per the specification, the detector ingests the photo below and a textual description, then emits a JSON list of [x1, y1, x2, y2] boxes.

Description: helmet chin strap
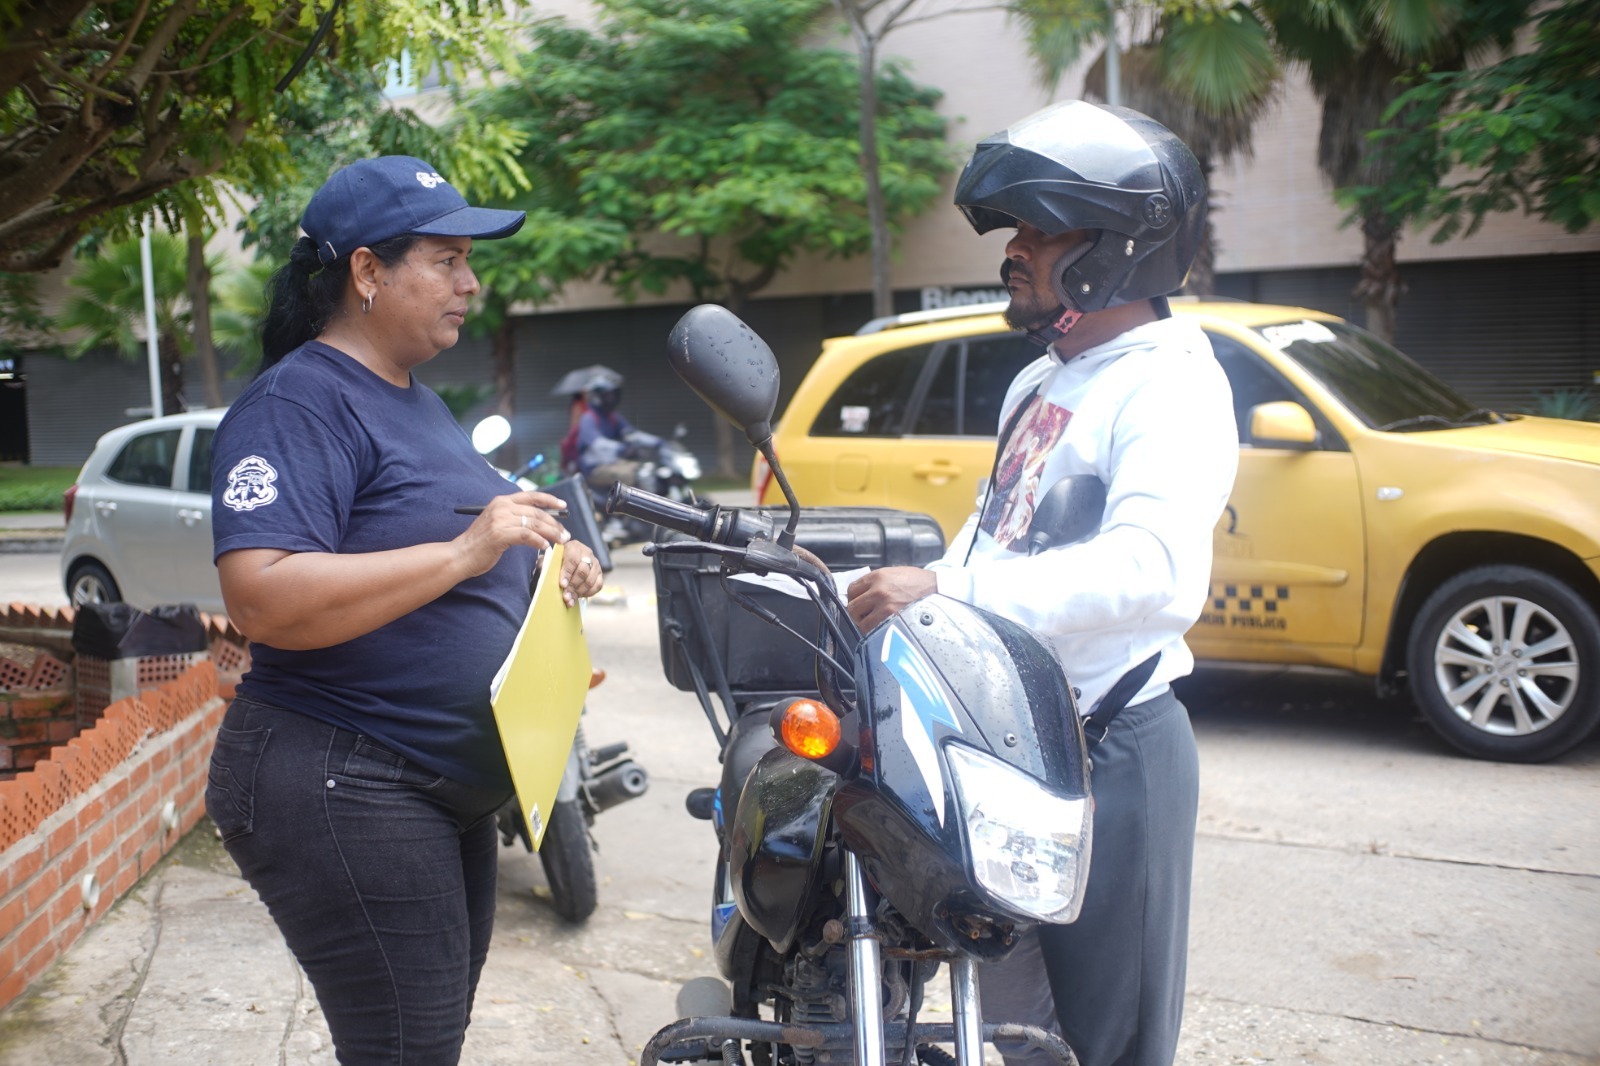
[[1001, 257, 1085, 351], [1025, 304, 1084, 352]]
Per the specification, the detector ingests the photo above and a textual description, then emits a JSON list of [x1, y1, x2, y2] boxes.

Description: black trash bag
[[71, 603, 209, 660]]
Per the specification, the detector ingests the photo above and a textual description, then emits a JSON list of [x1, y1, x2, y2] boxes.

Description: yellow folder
[[490, 541, 592, 849]]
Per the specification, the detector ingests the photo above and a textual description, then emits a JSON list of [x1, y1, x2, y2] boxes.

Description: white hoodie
[[928, 315, 1238, 716]]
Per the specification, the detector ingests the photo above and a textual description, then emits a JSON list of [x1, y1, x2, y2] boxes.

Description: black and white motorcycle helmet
[[954, 100, 1206, 314]]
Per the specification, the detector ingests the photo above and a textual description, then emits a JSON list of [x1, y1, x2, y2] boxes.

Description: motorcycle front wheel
[[540, 798, 598, 923]]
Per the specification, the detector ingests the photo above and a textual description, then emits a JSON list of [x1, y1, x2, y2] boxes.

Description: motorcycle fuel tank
[[832, 594, 1090, 957], [726, 746, 839, 954]]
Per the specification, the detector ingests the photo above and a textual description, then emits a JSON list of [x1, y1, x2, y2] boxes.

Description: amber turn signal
[[779, 699, 841, 760]]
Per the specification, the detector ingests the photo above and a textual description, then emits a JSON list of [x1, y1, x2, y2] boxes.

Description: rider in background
[[575, 374, 661, 491]]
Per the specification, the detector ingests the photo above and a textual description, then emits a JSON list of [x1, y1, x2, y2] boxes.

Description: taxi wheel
[[1406, 565, 1600, 763]]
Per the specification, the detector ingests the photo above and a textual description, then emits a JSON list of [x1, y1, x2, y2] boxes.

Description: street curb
[[0, 536, 62, 554]]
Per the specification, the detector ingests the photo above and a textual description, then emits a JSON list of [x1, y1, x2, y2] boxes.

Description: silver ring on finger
[[519, 513, 527, 529]]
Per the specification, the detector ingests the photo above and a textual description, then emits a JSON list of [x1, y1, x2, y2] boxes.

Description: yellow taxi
[[753, 300, 1600, 763]]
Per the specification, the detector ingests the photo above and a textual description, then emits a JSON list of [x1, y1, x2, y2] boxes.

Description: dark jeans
[[980, 688, 1200, 1066], [205, 698, 513, 1065]]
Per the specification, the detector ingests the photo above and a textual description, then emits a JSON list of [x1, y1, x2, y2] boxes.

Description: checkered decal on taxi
[[1213, 585, 1290, 613]]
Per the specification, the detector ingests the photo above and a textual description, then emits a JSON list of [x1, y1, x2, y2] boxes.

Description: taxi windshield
[[1252, 319, 1503, 432]]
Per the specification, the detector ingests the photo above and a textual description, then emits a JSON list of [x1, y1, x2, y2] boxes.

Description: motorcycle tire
[[539, 799, 599, 923]]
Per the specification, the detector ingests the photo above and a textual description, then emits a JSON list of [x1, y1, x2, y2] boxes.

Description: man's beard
[[1001, 259, 1055, 331], [1004, 288, 1055, 331]]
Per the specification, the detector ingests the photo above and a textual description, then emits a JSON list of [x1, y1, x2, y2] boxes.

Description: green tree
[[210, 256, 274, 374], [470, 0, 953, 474], [1008, 1, 1282, 295], [464, 214, 630, 467], [1258, 0, 1531, 341], [1014, 1, 1536, 338], [55, 230, 204, 415], [0, 0, 527, 273], [1345, 0, 1599, 246], [0, 273, 56, 361], [831, 0, 987, 317]]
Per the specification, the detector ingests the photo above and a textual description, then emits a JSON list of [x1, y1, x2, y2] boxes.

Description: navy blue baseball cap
[[301, 155, 526, 265]]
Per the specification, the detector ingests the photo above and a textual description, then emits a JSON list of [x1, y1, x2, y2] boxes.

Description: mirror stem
[[757, 438, 800, 550]]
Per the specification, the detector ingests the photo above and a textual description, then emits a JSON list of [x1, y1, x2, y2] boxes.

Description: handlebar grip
[[603, 483, 774, 546], [605, 483, 713, 538]]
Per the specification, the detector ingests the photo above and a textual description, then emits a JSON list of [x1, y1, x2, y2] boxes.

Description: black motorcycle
[[602, 305, 1103, 1066]]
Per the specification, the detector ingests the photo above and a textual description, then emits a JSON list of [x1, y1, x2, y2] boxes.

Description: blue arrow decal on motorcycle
[[881, 625, 960, 825]]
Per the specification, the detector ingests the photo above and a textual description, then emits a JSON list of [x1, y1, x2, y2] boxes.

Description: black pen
[[454, 505, 569, 516]]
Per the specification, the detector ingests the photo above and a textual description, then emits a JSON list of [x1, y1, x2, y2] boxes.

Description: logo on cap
[[416, 171, 447, 189]]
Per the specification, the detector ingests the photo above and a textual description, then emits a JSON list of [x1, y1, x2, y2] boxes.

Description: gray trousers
[[979, 688, 1199, 1066]]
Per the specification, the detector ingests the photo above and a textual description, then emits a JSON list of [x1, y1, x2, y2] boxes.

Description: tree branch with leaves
[[0, 0, 527, 273]]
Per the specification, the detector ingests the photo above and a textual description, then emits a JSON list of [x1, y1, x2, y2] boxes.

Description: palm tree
[[1010, 2, 1281, 295], [210, 257, 275, 376], [56, 231, 200, 416], [1260, 0, 1532, 341]]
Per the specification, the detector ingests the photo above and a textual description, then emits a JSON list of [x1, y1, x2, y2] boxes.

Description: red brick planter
[[0, 604, 250, 1011]]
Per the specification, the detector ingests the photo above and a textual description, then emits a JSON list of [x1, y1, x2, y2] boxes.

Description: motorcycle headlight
[[679, 455, 702, 480], [944, 742, 1091, 924]]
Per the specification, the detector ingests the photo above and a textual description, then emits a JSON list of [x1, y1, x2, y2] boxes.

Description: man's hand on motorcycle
[[455, 490, 572, 578], [846, 566, 938, 632], [558, 543, 605, 605]]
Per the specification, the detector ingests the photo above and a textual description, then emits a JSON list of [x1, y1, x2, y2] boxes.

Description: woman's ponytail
[[258, 234, 421, 375], [260, 237, 335, 373]]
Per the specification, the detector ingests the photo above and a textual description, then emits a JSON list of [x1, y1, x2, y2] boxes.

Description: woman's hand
[[557, 542, 605, 606], [454, 490, 572, 577]]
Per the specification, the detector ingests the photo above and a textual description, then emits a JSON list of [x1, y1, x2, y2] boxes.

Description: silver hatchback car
[[60, 408, 227, 614]]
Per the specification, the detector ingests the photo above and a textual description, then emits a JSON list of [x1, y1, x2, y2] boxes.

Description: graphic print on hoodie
[[981, 395, 1074, 551]]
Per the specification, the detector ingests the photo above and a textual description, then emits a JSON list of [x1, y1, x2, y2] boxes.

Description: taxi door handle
[[95, 500, 117, 514], [911, 460, 962, 485], [178, 507, 205, 526]]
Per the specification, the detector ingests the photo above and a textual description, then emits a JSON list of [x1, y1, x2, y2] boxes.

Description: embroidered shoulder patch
[[223, 455, 279, 511]]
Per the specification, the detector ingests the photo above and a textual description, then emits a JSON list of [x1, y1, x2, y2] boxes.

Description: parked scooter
[[597, 424, 703, 549], [470, 415, 650, 923], [602, 305, 1099, 1066], [495, 668, 650, 923]]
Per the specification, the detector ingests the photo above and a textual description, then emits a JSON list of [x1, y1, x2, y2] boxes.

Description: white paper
[[728, 566, 870, 601]]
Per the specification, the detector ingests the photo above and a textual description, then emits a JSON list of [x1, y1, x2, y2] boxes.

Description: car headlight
[[944, 742, 1091, 924], [678, 456, 702, 480]]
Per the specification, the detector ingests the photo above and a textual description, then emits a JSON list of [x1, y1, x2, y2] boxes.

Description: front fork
[[843, 852, 984, 1066]]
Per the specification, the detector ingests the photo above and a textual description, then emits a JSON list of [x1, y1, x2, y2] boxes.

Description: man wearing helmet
[[575, 373, 661, 491], [843, 101, 1239, 1066]]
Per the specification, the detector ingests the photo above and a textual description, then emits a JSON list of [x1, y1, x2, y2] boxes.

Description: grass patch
[[0, 465, 77, 512]]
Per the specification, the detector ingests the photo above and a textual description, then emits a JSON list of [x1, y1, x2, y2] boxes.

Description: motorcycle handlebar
[[603, 483, 775, 547]]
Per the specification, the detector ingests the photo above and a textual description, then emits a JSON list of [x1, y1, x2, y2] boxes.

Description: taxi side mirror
[[1249, 401, 1319, 449]]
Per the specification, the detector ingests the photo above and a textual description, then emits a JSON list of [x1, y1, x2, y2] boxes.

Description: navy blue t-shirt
[[211, 341, 536, 790]]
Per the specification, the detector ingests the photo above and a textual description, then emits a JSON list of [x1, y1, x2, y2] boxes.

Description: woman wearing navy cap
[[204, 156, 604, 1064]]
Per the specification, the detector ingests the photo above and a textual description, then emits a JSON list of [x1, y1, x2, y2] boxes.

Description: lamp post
[[139, 221, 163, 419]]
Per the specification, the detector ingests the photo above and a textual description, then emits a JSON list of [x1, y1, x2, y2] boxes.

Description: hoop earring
[[361, 291, 374, 315]]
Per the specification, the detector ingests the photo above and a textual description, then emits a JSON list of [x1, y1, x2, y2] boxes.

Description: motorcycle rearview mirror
[[666, 305, 780, 445], [470, 414, 511, 456], [1026, 474, 1107, 556], [667, 304, 800, 547]]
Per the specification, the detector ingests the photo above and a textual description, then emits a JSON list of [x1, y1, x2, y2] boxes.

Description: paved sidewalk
[[0, 756, 719, 1066]]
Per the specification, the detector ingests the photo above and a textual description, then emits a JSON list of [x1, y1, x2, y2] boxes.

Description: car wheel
[[66, 561, 121, 607], [1406, 565, 1600, 763]]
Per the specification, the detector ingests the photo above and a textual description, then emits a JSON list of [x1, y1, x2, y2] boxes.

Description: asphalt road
[[2, 546, 1597, 1064]]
